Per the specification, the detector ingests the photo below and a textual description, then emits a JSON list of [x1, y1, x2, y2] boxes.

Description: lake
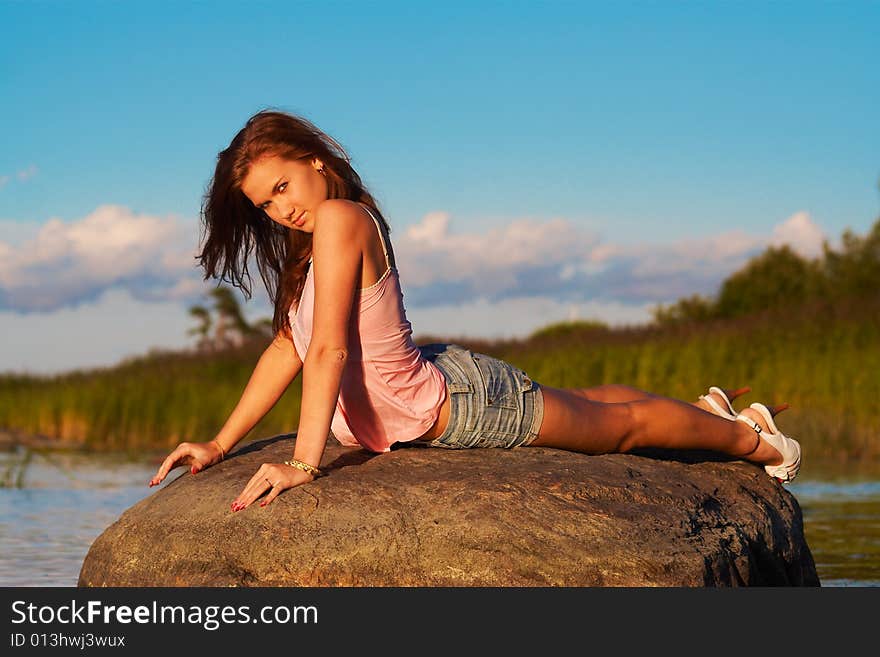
[[1, 445, 878, 587]]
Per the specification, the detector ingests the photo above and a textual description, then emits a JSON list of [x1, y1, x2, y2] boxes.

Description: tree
[[651, 179, 880, 326], [713, 245, 825, 319], [186, 284, 271, 351], [208, 286, 254, 348], [822, 217, 880, 299], [652, 294, 716, 326], [650, 212, 880, 326], [186, 305, 213, 351]]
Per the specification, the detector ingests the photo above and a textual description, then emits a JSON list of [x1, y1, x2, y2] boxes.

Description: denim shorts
[[417, 343, 544, 449]]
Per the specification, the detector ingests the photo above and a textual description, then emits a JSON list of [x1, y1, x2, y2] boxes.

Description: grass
[[423, 295, 880, 461], [1, 295, 878, 459], [0, 343, 301, 452]]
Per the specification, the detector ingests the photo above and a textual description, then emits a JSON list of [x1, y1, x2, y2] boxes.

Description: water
[[0, 447, 164, 587], [1, 446, 878, 586], [788, 460, 880, 587]]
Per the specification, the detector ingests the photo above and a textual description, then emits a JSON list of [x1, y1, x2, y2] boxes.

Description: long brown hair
[[198, 109, 390, 340]]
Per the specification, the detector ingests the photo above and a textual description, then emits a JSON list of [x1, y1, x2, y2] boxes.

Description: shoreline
[[2, 426, 879, 468], [0, 428, 85, 451]]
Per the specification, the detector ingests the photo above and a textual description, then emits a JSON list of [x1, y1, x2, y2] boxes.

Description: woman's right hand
[[148, 440, 225, 487]]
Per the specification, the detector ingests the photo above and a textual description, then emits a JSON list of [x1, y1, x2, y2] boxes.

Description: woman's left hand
[[231, 463, 313, 511]]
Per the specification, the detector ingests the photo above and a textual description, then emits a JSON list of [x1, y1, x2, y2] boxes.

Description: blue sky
[[1, 1, 878, 374]]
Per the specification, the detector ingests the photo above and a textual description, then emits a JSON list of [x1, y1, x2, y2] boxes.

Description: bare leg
[[530, 386, 783, 466], [567, 384, 660, 403], [569, 384, 750, 416]]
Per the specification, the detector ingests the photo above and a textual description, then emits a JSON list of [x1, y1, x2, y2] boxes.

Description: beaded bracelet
[[211, 439, 226, 461], [284, 459, 321, 477]]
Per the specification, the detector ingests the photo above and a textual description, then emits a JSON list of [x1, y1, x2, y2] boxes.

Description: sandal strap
[[707, 386, 736, 414], [700, 389, 737, 419], [735, 413, 764, 457], [736, 414, 762, 434], [699, 394, 730, 417], [742, 431, 762, 456]]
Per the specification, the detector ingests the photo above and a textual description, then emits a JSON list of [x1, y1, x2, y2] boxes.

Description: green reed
[[485, 297, 880, 461], [1, 297, 877, 459], [0, 344, 301, 452]]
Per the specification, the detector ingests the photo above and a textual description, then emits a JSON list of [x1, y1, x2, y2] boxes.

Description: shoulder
[[311, 199, 371, 263], [313, 199, 371, 237]]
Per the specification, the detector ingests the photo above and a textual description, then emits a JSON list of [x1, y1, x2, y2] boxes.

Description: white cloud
[[17, 165, 38, 182], [407, 296, 655, 343], [770, 211, 826, 258], [0, 205, 205, 311], [1, 205, 828, 316], [396, 213, 599, 303], [394, 212, 749, 308], [1, 205, 834, 373], [0, 220, 42, 246], [405, 211, 450, 241], [0, 165, 38, 190]]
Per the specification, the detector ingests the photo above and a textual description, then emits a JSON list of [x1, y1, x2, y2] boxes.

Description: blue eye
[[258, 182, 287, 210]]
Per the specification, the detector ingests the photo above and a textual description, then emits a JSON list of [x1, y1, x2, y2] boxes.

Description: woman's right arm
[[149, 333, 303, 486], [213, 333, 303, 453]]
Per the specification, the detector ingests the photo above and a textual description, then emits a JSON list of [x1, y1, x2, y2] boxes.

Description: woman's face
[[240, 154, 328, 233]]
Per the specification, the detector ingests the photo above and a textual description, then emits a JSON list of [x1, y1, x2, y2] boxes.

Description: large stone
[[79, 435, 818, 586]]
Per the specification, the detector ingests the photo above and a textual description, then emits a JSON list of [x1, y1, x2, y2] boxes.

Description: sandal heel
[[736, 403, 802, 483]]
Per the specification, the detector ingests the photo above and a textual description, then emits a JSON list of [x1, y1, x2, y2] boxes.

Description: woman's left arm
[[233, 200, 364, 510]]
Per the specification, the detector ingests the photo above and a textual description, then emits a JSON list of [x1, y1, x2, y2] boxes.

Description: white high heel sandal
[[698, 386, 739, 420], [735, 402, 802, 483]]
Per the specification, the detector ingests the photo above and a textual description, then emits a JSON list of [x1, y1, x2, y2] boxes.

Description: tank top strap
[[361, 205, 392, 271]]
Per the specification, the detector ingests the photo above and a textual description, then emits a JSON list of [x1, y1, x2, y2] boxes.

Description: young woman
[[149, 110, 801, 510]]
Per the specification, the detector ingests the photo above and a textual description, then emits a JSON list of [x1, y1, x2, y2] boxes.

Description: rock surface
[[79, 434, 818, 586]]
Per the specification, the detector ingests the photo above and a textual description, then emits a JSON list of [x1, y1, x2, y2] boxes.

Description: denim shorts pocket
[[471, 353, 520, 410], [468, 354, 523, 440]]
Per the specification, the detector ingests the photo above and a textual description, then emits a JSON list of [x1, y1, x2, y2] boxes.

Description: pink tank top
[[289, 204, 447, 453]]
